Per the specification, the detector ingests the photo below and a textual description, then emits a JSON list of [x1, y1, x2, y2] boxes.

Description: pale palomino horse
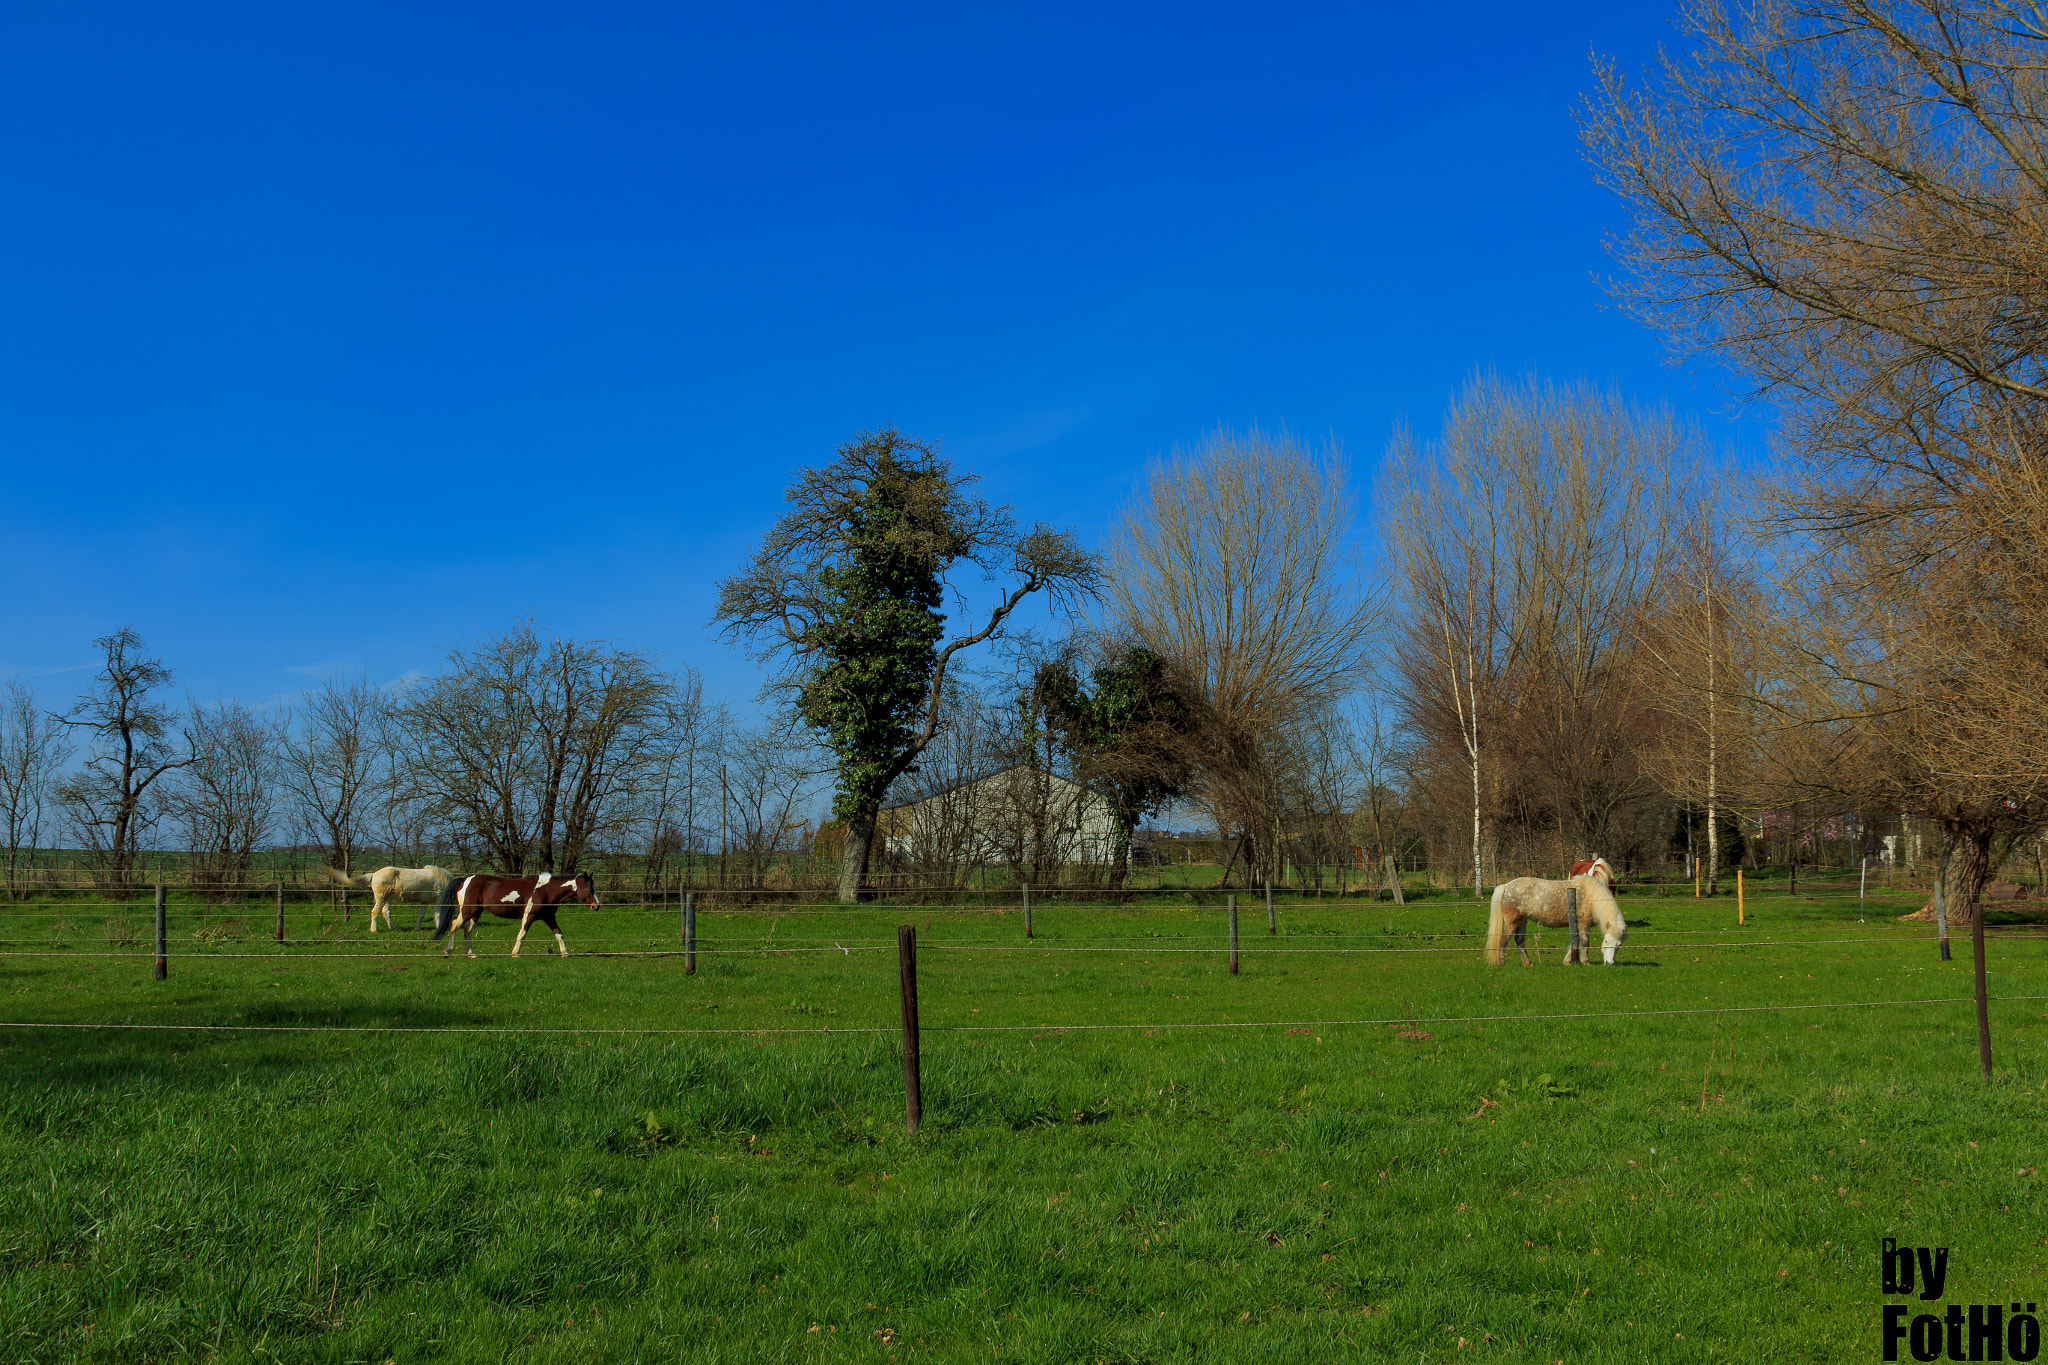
[[1484, 872, 1628, 966], [321, 865, 459, 934]]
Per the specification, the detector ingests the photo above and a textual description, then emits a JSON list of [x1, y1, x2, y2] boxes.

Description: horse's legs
[[553, 929, 568, 957], [512, 902, 535, 957], [1513, 916, 1531, 967], [464, 914, 477, 959]]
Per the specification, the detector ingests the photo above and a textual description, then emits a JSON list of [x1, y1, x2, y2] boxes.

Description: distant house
[[877, 766, 1128, 866]]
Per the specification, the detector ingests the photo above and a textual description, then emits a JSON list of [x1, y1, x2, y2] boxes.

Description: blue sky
[[1, 1, 1764, 714]]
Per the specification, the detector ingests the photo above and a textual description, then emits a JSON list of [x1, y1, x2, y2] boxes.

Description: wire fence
[[10, 885, 2037, 1129], [2, 994, 2042, 1038]]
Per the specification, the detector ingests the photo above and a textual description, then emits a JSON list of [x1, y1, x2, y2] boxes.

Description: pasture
[[1, 877, 2044, 1363]]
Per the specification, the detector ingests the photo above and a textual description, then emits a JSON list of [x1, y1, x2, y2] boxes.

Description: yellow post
[[1737, 869, 1745, 925], [1695, 869, 1701, 898]]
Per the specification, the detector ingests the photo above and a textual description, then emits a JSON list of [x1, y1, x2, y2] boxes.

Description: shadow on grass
[[1, 999, 497, 1097]]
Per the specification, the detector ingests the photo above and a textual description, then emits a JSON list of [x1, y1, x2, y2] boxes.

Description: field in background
[[2, 882, 2044, 1363]]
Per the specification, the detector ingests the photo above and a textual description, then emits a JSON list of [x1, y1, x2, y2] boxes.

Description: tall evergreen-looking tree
[[1035, 644, 1193, 887], [715, 429, 1098, 903]]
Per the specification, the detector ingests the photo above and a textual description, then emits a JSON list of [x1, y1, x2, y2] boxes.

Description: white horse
[[1484, 873, 1628, 966], [320, 865, 459, 933]]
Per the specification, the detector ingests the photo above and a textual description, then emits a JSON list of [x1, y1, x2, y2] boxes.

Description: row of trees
[[13, 7, 2045, 914], [0, 625, 824, 896]]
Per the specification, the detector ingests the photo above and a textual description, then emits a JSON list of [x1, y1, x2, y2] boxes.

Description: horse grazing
[[1484, 874, 1628, 966], [321, 864, 459, 933], [432, 871, 600, 958], [1568, 855, 1618, 888]]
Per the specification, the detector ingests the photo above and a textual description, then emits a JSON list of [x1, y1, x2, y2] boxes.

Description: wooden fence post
[[1265, 881, 1275, 935], [1736, 869, 1745, 926], [154, 885, 167, 981], [1565, 885, 1580, 965], [1858, 857, 1868, 923], [1971, 897, 1993, 1080], [898, 925, 921, 1135], [1024, 885, 1032, 940], [1936, 879, 1952, 962], [1385, 855, 1405, 907], [1228, 896, 1239, 975], [684, 893, 696, 975], [275, 882, 285, 943]]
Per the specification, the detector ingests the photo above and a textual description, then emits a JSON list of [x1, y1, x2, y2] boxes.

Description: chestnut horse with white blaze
[[432, 871, 600, 958], [1568, 855, 1618, 888]]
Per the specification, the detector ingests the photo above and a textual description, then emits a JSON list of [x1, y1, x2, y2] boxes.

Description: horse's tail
[[430, 878, 462, 940], [320, 865, 370, 890], [1483, 886, 1508, 966]]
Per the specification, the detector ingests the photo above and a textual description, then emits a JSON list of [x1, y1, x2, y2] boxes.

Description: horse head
[[571, 872, 601, 909]]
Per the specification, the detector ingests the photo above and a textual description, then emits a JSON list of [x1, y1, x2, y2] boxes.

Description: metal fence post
[[1265, 881, 1275, 935], [684, 893, 696, 975], [1565, 885, 1580, 966], [1228, 896, 1239, 975], [898, 925, 921, 1135], [275, 882, 285, 943], [154, 885, 167, 981]]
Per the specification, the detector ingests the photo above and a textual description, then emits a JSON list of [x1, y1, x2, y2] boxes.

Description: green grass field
[[2, 877, 2044, 1363]]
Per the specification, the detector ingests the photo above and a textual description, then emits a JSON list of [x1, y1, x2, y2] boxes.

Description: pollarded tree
[[715, 428, 1098, 903], [1034, 643, 1193, 888]]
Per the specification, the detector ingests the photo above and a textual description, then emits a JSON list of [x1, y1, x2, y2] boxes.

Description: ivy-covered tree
[[715, 429, 1097, 903], [1035, 643, 1193, 887]]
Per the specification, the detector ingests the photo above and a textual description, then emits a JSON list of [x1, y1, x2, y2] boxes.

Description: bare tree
[[876, 683, 1008, 886], [716, 721, 823, 888], [0, 681, 73, 899], [1105, 427, 1381, 884], [528, 638, 674, 872], [1388, 377, 1687, 891], [171, 699, 286, 891], [1632, 502, 1770, 893], [280, 676, 383, 875], [392, 627, 543, 869], [1585, 0, 2048, 910], [391, 625, 680, 872], [53, 628, 195, 889], [637, 670, 715, 891]]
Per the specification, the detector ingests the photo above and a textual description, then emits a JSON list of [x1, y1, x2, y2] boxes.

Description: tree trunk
[[837, 808, 877, 904], [1108, 814, 1135, 891], [1469, 746, 1482, 899], [1937, 821, 1995, 933]]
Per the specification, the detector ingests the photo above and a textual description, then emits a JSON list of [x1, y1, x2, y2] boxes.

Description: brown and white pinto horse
[[431, 871, 599, 958]]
